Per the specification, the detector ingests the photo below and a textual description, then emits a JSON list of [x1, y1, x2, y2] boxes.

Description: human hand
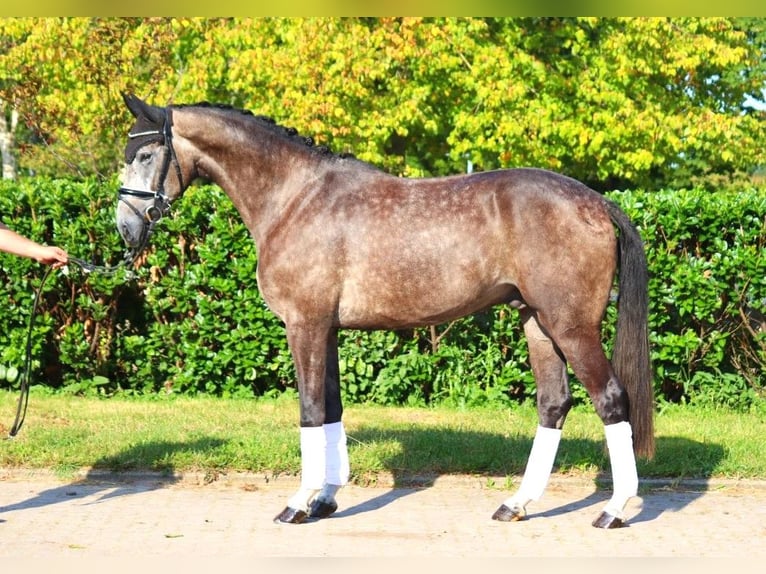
[[35, 245, 69, 268]]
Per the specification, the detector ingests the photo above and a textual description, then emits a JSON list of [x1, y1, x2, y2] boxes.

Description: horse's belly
[[337, 277, 514, 329]]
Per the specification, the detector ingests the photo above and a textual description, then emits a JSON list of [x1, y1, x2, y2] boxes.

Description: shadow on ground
[[0, 438, 225, 516], [332, 426, 727, 524], [0, 428, 725, 526]]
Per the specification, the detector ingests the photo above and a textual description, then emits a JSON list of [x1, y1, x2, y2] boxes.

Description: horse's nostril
[[118, 221, 137, 246]]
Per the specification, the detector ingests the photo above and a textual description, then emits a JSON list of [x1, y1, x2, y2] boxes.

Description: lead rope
[[7, 264, 54, 437], [6, 242, 151, 438], [7, 106, 177, 437]]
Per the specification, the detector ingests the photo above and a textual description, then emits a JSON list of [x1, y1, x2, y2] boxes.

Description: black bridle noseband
[[117, 108, 184, 258]]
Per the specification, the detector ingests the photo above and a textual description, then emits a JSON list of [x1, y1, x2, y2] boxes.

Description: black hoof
[[273, 506, 308, 524], [592, 511, 627, 529], [309, 498, 338, 519], [491, 504, 526, 522]]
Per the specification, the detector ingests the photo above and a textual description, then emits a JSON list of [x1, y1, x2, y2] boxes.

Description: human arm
[[0, 223, 69, 268]]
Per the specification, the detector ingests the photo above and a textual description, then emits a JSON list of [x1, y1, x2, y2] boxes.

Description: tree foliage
[[0, 17, 764, 189]]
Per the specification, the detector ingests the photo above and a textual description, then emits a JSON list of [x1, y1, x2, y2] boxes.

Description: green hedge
[[0, 178, 764, 410]]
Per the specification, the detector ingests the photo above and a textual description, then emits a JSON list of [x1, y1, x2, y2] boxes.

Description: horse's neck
[[226, 159, 319, 246], [178, 111, 318, 246]]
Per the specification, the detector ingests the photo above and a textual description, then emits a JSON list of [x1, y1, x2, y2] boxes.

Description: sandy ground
[[2, 469, 765, 565]]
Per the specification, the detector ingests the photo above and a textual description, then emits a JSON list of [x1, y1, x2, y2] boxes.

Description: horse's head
[[117, 93, 188, 254]]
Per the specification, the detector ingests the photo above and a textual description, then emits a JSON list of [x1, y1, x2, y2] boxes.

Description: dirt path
[[1, 470, 765, 559]]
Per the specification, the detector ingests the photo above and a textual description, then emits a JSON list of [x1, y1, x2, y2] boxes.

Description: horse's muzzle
[[116, 203, 147, 249]]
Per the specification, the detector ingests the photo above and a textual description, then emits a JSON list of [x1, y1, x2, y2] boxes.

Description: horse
[[116, 93, 654, 529]]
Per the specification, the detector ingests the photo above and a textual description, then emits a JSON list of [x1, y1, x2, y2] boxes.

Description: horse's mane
[[175, 101, 357, 162]]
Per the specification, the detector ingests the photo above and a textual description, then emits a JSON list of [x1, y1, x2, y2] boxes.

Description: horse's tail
[[605, 199, 655, 460]]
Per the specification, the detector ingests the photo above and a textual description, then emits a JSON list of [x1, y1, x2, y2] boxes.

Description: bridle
[[117, 107, 184, 259]]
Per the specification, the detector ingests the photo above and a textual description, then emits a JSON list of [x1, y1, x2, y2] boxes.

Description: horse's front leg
[[308, 328, 349, 519], [274, 324, 349, 524]]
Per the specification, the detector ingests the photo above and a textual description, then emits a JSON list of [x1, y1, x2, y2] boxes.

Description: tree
[[0, 17, 186, 178], [0, 17, 764, 190], [0, 99, 18, 179], [443, 17, 766, 190]]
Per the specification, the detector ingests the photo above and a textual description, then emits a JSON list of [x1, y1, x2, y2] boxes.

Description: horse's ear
[[122, 93, 144, 118], [122, 92, 165, 124]]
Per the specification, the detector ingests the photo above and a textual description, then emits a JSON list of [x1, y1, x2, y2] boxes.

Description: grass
[[0, 389, 764, 486]]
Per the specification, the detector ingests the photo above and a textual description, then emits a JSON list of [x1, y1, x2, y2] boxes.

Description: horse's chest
[[255, 250, 340, 322]]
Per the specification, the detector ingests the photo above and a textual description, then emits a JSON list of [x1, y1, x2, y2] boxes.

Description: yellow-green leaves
[[0, 17, 764, 189]]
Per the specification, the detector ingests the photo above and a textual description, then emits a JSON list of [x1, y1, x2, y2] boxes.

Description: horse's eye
[[137, 151, 153, 164]]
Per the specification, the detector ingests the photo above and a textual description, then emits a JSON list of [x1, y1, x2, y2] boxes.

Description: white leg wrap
[[287, 487, 320, 513], [603, 421, 639, 518], [504, 425, 561, 508], [289, 423, 351, 512], [286, 426, 327, 512], [324, 421, 350, 486], [299, 425, 326, 491]]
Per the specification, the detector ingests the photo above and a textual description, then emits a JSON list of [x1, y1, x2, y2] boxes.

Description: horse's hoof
[[273, 506, 308, 524], [309, 498, 338, 519], [592, 511, 627, 529], [491, 504, 526, 522]]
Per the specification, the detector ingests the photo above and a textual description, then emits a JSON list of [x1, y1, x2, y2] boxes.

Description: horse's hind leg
[[493, 310, 572, 522], [554, 327, 638, 529]]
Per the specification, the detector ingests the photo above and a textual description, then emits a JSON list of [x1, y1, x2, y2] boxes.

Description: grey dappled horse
[[116, 94, 654, 529]]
